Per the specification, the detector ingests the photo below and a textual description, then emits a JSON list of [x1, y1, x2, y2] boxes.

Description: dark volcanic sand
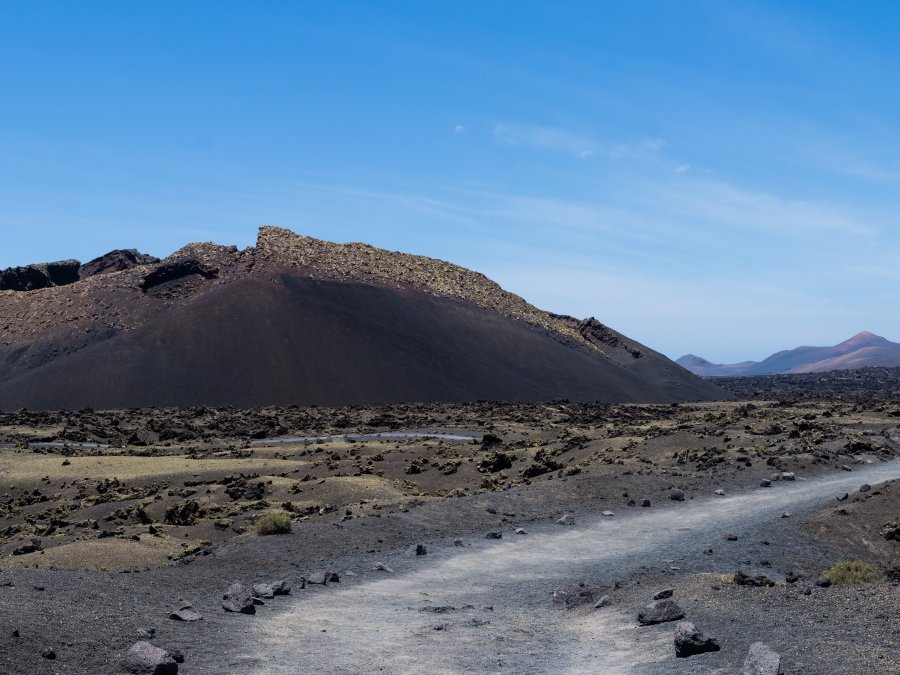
[[0, 398, 898, 672]]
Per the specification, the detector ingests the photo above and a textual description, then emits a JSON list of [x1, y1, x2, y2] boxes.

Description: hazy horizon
[[4, 2, 900, 363]]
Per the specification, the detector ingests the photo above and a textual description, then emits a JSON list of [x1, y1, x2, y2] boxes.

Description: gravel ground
[[2, 462, 897, 674]]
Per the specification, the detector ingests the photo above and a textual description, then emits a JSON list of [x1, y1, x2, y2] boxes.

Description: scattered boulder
[[374, 563, 393, 573], [415, 544, 427, 556], [514, 527, 528, 535], [307, 571, 339, 585], [552, 585, 594, 609], [137, 627, 156, 640], [760, 479, 772, 488], [164, 500, 203, 526], [641, 499, 651, 507], [222, 582, 255, 614], [714, 489, 725, 496], [557, 513, 575, 526], [41, 647, 56, 660], [836, 493, 849, 501], [859, 483, 871, 493], [478, 451, 512, 473], [122, 641, 178, 674], [270, 579, 291, 595], [594, 595, 612, 609], [654, 588, 674, 600], [781, 472, 795, 481], [674, 621, 720, 658], [169, 602, 203, 622], [733, 571, 775, 587], [881, 522, 900, 542], [485, 531, 503, 539], [670, 489, 685, 502], [815, 577, 832, 588], [12, 539, 42, 556], [637, 599, 685, 625], [252, 583, 275, 599], [725, 533, 738, 541], [601, 511, 614, 517], [742, 641, 782, 674], [841, 464, 852, 472]]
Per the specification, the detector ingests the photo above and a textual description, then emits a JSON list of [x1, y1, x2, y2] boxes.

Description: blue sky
[[3, 1, 900, 362]]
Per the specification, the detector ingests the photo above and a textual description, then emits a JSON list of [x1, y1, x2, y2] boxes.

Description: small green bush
[[825, 561, 886, 585], [255, 511, 293, 535]]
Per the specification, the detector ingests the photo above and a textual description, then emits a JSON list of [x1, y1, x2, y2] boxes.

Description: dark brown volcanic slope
[[678, 331, 900, 376], [0, 227, 724, 409]]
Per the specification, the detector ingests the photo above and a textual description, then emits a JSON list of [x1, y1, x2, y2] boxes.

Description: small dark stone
[[641, 499, 651, 507], [674, 621, 720, 658], [733, 571, 775, 587], [415, 544, 427, 556], [552, 585, 594, 609], [653, 588, 674, 600], [816, 577, 832, 588], [669, 489, 685, 502], [485, 531, 503, 540], [41, 648, 56, 660]]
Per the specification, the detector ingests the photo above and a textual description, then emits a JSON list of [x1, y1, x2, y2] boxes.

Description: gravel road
[[243, 460, 900, 674]]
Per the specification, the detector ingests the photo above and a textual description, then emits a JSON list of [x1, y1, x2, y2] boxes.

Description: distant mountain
[[0, 226, 725, 410], [677, 331, 900, 377]]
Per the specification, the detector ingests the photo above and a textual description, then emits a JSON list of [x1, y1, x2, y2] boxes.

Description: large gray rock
[[674, 621, 720, 657], [121, 641, 178, 674], [742, 641, 782, 674], [637, 599, 685, 625], [222, 582, 255, 614]]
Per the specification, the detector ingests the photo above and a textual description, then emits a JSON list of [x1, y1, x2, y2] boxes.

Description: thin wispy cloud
[[492, 123, 600, 158], [653, 176, 877, 237]]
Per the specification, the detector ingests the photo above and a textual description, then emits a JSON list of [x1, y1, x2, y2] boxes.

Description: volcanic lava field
[[1, 374, 898, 673]]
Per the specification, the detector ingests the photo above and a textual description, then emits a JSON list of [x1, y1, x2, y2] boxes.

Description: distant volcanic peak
[[676, 354, 715, 367], [254, 226, 586, 347], [842, 330, 889, 347], [681, 331, 900, 377]]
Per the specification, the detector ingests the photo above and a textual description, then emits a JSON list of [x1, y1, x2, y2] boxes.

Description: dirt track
[[244, 462, 900, 674]]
